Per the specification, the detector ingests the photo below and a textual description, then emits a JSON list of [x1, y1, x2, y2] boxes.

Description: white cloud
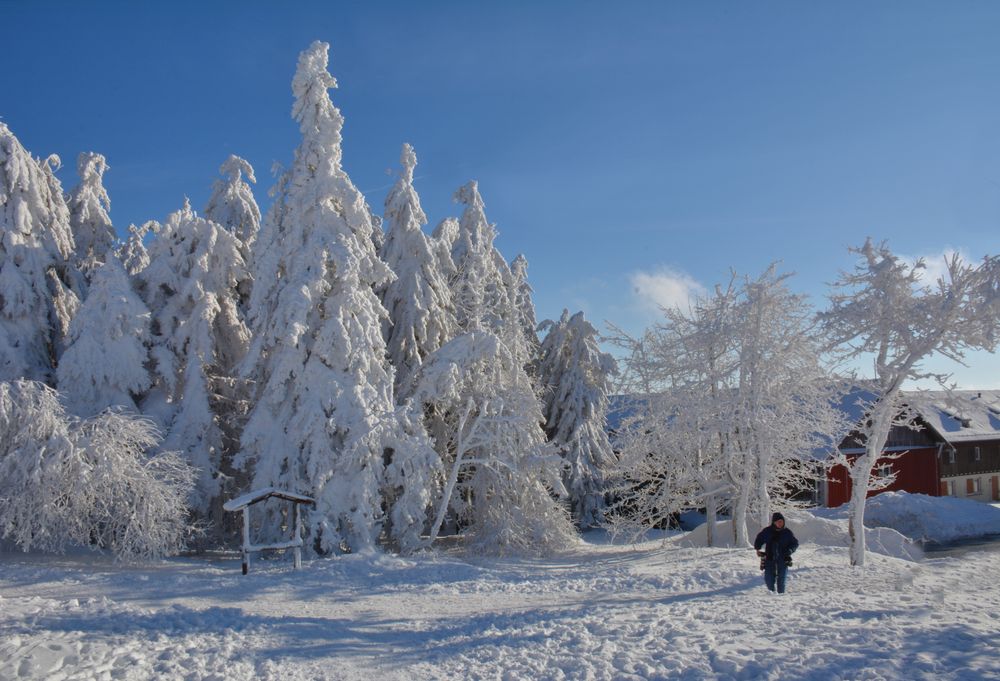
[[630, 267, 707, 313], [901, 248, 971, 286]]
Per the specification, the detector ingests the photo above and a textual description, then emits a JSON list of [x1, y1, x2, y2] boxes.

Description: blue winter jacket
[[753, 525, 799, 563]]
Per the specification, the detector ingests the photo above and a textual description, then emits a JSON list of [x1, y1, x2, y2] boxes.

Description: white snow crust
[[3, 515, 998, 680]]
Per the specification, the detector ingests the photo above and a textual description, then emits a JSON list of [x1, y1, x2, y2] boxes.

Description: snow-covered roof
[[902, 390, 1000, 444], [223, 487, 315, 512]]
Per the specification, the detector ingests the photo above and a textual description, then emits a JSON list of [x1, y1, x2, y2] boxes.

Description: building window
[[877, 464, 893, 480], [967, 478, 982, 496], [948, 449, 956, 464], [946, 480, 956, 496], [974, 447, 981, 462]]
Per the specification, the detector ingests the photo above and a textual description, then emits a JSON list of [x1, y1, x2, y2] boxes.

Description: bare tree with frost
[[379, 143, 456, 396], [536, 310, 618, 528], [405, 331, 575, 555], [611, 266, 842, 546], [0, 380, 194, 561], [141, 201, 250, 521], [0, 124, 80, 383], [66, 152, 116, 271], [238, 42, 400, 554], [819, 240, 1000, 566], [609, 283, 740, 544], [56, 255, 152, 416], [608, 387, 732, 545]]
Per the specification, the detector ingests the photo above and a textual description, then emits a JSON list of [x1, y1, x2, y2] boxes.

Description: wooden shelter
[[223, 487, 315, 574]]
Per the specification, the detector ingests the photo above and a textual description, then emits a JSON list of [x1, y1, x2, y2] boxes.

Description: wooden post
[[242, 506, 250, 575], [293, 502, 302, 569]]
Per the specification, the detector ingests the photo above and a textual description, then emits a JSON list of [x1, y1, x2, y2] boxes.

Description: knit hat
[[771, 512, 785, 523]]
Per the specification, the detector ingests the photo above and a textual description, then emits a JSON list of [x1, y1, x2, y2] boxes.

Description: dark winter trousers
[[764, 560, 788, 593]]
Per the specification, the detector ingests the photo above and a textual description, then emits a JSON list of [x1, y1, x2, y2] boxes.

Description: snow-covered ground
[[3, 511, 999, 681]]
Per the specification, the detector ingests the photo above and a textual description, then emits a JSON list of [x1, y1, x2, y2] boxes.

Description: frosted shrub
[[0, 380, 194, 561], [73, 410, 195, 560]]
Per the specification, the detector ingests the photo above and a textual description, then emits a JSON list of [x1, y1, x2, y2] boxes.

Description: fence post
[[293, 502, 302, 569], [242, 506, 250, 575]]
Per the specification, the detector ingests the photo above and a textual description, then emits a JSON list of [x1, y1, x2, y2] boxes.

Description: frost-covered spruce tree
[[510, 254, 539, 362], [66, 152, 116, 270], [819, 240, 1000, 566], [379, 400, 443, 553], [0, 380, 195, 561], [406, 331, 575, 554], [451, 182, 509, 334], [117, 220, 157, 277], [450, 182, 537, 371], [56, 255, 152, 416], [141, 200, 250, 519], [0, 124, 80, 383], [238, 42, 399, 554], [38, 154, 84, 359], [204, 155, 260, 312], [380, 143, 456, 396], [537, 310, 618, 528], [204, 155, 260, 261]]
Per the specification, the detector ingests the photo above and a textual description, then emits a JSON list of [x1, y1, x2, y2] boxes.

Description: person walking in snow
[[754, 512, 799, 594]]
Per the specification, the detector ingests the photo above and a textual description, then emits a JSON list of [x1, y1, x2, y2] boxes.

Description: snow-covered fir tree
[[56, 255, 152, 416], [0, 124, 80, 383], [204, 154, 261, 261], [117, 220, 157, 276], [450, 182, 508, 334], [66, 151, 116, 271], [378, 400, 443, 553], [141, 200, 250, 519], [238, 41, 402, 554], [509, 254, 539, 363], [450, 182, 537, 370], [536, 309, 618, 528], [379, 143, 456, 396]]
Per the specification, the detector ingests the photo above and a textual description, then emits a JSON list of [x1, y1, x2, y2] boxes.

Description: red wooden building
[[821, 389, 1000, 507], [823, 446, 942, 507]]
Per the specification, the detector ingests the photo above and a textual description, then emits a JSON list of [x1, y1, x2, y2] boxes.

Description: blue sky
[[5, 1, 1000, 387]]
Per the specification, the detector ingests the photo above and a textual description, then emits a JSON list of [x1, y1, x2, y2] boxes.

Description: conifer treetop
[[291, 41, 343, 167]]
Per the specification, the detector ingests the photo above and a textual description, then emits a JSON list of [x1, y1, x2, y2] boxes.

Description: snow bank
[[862, 492, 1000, 543], [676, 509, 923, 561]]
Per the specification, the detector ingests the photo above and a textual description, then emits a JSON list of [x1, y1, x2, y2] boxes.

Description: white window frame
[[974, 446, 981, 462], [947, 449, 956, 464], [971, 478, 982, 495], [946, 480, 956, 496]]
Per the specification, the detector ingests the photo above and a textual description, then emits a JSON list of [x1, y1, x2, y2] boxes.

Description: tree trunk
[[705, 492, 717, 547], [848, 400, 894, 567], [848, 449, 876, 567], [732, 473, 751, 547], [756, 446, 771, 532]]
